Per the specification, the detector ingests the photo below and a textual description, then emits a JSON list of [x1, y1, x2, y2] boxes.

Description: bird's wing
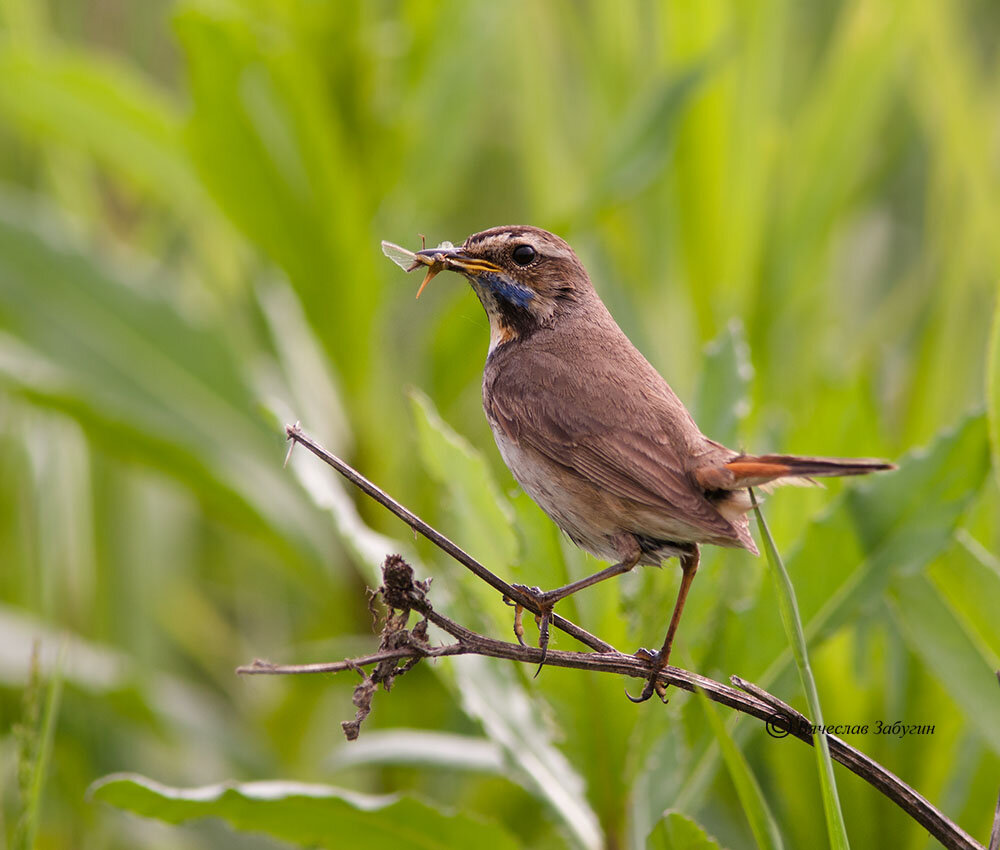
[[485, 347, 741, 543]]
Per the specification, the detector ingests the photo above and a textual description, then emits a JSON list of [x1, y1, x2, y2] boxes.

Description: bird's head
[[411, 225, 592, 353]]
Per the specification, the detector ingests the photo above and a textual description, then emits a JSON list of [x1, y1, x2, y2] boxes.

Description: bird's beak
[[411, 246, 501, 298]]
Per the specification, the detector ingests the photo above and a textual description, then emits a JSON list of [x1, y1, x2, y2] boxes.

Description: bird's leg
[[510, 536, 642, 673], [627, 546, 700, 704]]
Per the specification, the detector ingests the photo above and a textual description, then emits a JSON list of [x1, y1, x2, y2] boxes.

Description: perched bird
[[384, 226, 892, 702]]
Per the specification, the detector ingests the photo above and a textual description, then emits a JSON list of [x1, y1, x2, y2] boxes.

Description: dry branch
[[238, 424, 988, 850]]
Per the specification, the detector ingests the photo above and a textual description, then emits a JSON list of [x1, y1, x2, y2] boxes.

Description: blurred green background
[[2, 0, 1000, 848]]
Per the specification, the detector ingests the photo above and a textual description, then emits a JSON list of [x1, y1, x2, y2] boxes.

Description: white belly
[[489, 424, 691, 564]]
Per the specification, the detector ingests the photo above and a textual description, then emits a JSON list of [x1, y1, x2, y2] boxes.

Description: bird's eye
[[511, 244, 536, 266]]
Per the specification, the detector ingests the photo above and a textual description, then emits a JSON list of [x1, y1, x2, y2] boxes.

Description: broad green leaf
[[90, 774, 522, 850], [330, 730, 505, 773], [930, 533, 1000, 668], [697, 690, 784, 850], [889, 574, 1000, 754], [648, 812, 725, 850], [800, 413, 990, 641], [0, 193, 329, 565], [728, 413, 990, 683]]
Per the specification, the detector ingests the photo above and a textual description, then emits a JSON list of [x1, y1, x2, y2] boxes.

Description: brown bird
[[385, 225, 893, 702]]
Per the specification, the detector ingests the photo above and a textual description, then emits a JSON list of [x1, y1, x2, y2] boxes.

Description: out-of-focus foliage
[[89, 773, 523, 850], [1, 1, 998, 848]]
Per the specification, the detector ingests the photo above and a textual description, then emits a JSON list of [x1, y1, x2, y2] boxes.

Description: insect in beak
[[382, 238, 503, 297], [381, 239, 458, 298]]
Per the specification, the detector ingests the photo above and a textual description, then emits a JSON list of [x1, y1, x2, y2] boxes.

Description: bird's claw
[[509, 584, 555, 676], [533, 609, 552, 677], [625, 648, 670, 704]]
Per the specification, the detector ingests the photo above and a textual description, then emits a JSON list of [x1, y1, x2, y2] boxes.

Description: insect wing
[[381, 240, 419, 272]]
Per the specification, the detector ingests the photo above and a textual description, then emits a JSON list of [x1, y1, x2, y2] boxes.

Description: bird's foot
[[507, 584, 557, 676], [625, 647, 670, 704]]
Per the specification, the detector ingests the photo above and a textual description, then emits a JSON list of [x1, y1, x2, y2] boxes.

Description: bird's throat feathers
[[472, 271, 544, 355], [480, 271, 535, 309]]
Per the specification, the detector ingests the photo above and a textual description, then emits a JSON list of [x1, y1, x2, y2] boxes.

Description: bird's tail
[[693, 453, 893, 553], [720, 454, 894, 489]]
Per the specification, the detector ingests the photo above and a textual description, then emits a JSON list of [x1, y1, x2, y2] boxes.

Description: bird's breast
[[486, 418, 621, 560]]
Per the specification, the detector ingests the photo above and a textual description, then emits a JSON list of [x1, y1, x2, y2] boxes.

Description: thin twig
[[286, 423, 614, 653], [262, 425, 985, 850], [237, 645, 465, 675]]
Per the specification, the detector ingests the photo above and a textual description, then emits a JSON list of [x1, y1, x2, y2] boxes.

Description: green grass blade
[[988, 288, 1000, 491], [751, 491, 850, 850], [696, 687, 784, 850], [13, 642, 64, 850]]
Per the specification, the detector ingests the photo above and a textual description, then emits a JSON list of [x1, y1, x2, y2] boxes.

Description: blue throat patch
[[480, 272, 535, 309]]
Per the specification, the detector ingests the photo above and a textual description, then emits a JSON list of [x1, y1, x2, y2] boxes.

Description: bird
[[384, 225, 893, 702]]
